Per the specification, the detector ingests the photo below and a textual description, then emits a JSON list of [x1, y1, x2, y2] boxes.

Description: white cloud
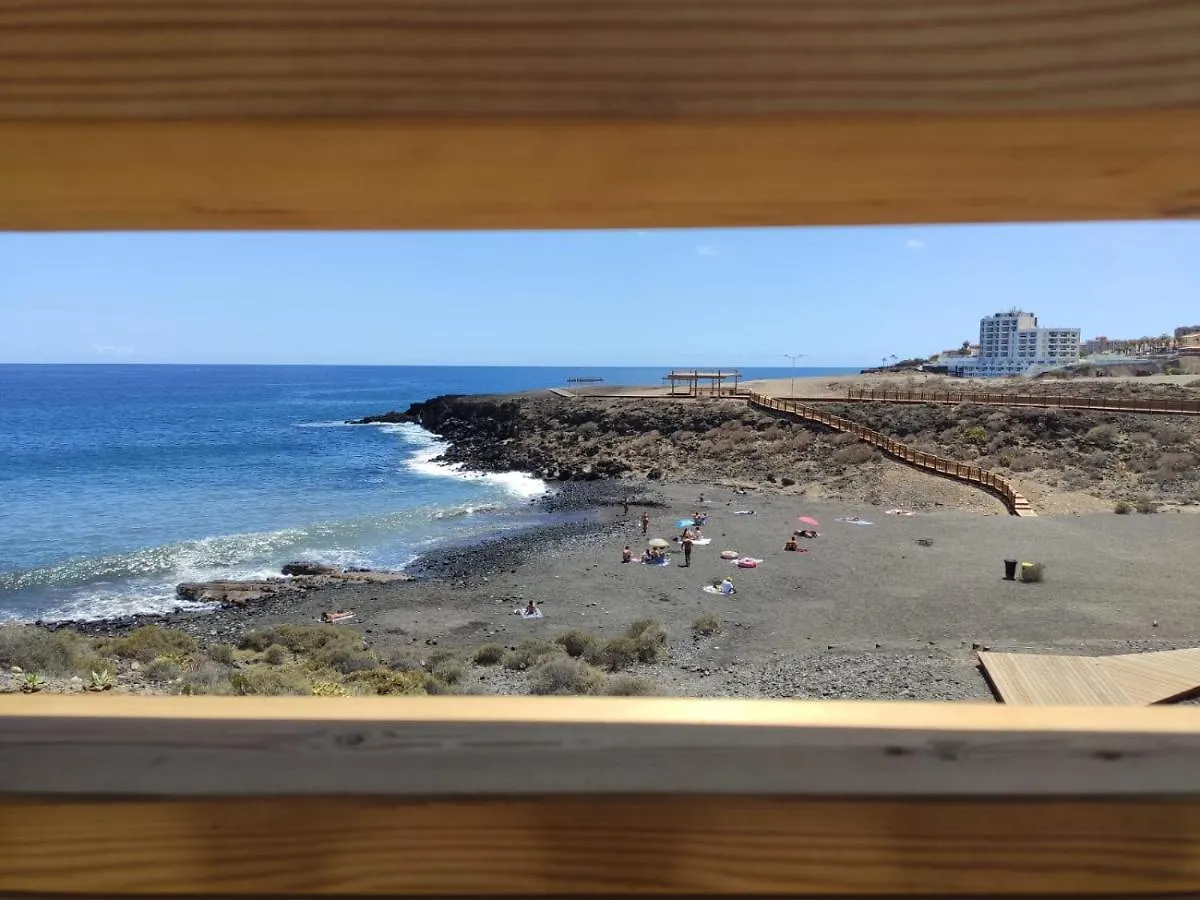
[[695, 245, 717, 257], [905, 239, 926, 251], [93, 343, 136, 356]]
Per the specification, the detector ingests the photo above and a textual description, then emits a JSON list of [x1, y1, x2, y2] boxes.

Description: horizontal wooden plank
[[2, 0, 1200, 119], [3, 112, 1200, 231], [5, 796, 1200, 896], [8, 696, 1200, 797]]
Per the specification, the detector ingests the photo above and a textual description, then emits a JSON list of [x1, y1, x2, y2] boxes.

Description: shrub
[[959, 425, 988, 445], [1085, 424, 1118, 448], [528, 658, 605, 695], [503, 640, 563, 671], [780, 477, 796, 487], [176, 661, 234, 695], [1159, 452, 1199, 474], [145, 657, 183, 683], [625, 619, 668, 663], [833, 444, 874, 465], [230, 665, 312, 696], [100, 625, 196, 664], [0, 626, 91, 675], [336, 652, 380, 675], [601, 675, 655, 696], [1136, 497, 1159, 515], [349, 667, 428, 696], [432, 659, 465, 685], [588, 636, 639, 672], [387, 648, 425, 671], [554, 629, 599, 659], [1153, 425, 1190, 447], [472, 643, 505, 666], [263, 643, 287, 665], [207, 643, 235, 665], [422, 648, 460, 672], [1113, 500, 1133, 515], [692, 613, 720, 637]]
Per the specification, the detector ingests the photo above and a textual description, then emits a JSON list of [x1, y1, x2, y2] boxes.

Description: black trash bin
[[1004, 559, 1018, 581]]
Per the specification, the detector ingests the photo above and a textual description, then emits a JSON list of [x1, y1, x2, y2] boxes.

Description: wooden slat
[[3, 0, 1200, 119], [11, 697, 1200, 798], [3, 112, 1200, 231], [979, 650, 1200, 707], [6, 796, 1200, 896]]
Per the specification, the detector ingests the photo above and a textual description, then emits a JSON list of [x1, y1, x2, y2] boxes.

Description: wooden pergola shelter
[[5, 2, 1200, 898], [663, 369, 743, 397]]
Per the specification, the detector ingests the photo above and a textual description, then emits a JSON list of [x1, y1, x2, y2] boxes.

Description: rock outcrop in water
[[177, 565, 411, 606]]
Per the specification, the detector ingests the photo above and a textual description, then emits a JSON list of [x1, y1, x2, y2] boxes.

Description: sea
[[0, 365, 854, 622]]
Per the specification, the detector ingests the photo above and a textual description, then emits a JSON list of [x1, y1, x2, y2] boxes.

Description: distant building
[[946, 310, 1080, 378], [1180, 331, 1200, 356]]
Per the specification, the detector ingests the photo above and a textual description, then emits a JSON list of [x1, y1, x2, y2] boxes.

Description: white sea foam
[[384, 422, 549, 499]]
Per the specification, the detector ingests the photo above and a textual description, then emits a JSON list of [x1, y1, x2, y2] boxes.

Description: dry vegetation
[[0, 618, 669, 697]]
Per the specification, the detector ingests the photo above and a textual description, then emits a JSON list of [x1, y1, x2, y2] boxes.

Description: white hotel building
[[947, 310, 1081, 378]]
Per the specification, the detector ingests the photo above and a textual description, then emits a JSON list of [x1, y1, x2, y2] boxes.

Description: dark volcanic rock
[[281, 561, 339, 576]]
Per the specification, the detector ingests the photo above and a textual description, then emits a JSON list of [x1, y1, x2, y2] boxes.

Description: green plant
[[502, 640, 564, 672], [625, 619, 668, 663], [99, 625, 197, 665], [1085, 424, 1118, 449], [600, 675, 655, 696], [230, 665, 312, 696], [587, 636, 638, 672], [263, 643, 287, 665], [349, 667, 428, 696], [472, 644, 505, 666], [432, 659, 465, 685], [175, 661, 233, 696], [1113, 500, 1133, 515], [692, 613, 720, 637], [207, 643, 235, 665], [554, 629, 599, 659], [422, 648, 460, 672], [1136, 497, 1159, 515], [528, 658, 605, 695], [959, 425, 988, 445], [20, 672, 45, 693], [0, 626, 91, 675], [87, 670, 114, 692], [145, 657, 182, 683]]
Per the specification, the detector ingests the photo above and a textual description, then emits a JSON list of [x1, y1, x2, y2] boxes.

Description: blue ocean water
[[0, 365, 853, 621]]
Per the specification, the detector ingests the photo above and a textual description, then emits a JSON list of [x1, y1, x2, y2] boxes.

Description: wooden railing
[[747, 391, 1035, 517], [847, 387, 1200, 414]]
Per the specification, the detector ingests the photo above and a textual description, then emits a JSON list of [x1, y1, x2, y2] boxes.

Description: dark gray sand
[[92, 479, 1198, 701]]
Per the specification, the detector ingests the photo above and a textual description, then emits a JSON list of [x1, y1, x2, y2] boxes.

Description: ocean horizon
[[0, 363, 858, 622]]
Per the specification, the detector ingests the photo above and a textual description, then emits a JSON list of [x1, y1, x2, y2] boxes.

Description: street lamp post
[[784, 353, 805, 398]]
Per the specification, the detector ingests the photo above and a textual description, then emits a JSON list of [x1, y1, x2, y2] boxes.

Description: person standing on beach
[[682, 535, 693, 567], [640, 511, 649, 536], [622, 496, 630, 516]]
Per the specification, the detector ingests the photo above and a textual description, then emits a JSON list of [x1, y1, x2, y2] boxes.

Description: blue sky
[[1, 223, 1196, 366]]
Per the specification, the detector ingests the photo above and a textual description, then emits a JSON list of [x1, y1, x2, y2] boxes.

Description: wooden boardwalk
[[747, 391, 1036, 517], [846, 388, 1200, 416], [979, 649, 1200, 706]]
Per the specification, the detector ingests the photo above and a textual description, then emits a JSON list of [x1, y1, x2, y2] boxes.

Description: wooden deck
[[980, 649, 1200, 706]]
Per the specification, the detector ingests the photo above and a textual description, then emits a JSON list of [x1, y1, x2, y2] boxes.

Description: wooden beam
[[3, 0, 1200, 119], [8, 696, 1200, 798], [3, 113, 1200, 231], [5, 796, 1200, 896]]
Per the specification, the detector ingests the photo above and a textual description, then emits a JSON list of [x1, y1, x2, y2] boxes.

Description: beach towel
[[836, 517, 874, 525], [639, 558, 671, 566], [518, 608, 543, 619], [691, 538, 712, 546], [731, 557, 763, 567], [703, 585, 737, 596], [885, 509, 915, 517], [733, 510, 756, 515]]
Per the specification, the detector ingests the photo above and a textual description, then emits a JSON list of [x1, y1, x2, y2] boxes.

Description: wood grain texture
[[9, 696, 1200, 797], [4, 112, 1200, 231], [2, 0, 1200, 118], [5, 796, 1200, 895]]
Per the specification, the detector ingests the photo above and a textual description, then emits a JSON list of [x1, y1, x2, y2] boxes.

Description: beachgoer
[[697, 493, 705, 504], [798, 530, 817, 539], [682, 536, 693, 567], [682, 526, 695, 541], [640, 511, 649, 536], [622, 545, 632, 563], [642, 549, 653, 564], [524, 601, 538, 616], [784, 536, 798, 552], [696, 512, 708, 526], [719, 577, 735, 596], [622, 497, 630, 516]]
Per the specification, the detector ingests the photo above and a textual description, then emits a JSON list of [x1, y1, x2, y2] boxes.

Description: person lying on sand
[[796, 529, 818, 539], [719, 577, 736, 595]]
